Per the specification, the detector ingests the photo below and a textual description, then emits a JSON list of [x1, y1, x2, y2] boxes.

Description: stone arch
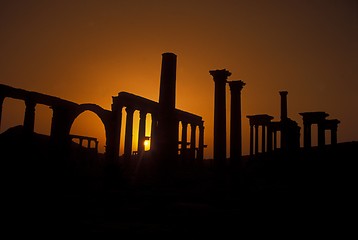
[[69, 104, 113, 155]]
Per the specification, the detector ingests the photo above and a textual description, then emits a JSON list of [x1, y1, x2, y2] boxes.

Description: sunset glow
[[0, 0, 356, 159]]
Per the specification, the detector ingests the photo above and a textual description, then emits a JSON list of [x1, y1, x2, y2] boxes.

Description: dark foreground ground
[[1, 127, 356, 235]]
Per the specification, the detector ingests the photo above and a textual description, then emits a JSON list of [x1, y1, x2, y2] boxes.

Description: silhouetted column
[[79, 138, 83, 147], [303, 123, 311, 149], [124, 107, 134, 159], [279, 91, 288, 121], [95, 140, 99, 152], [273, 131, 277, 150], [150, 113, 158, 152], [210, 69, 231, 166], [318, 123, 325, 147], [0, 96, 4, 131], [87, 139, 91, 148], [24, 100, 36, 135], [111, 99, 123, 158], [254, 125, 259, 155], [138, 111, 147, 155], [190, 124, 197, 159], [262, 125, 266, 153], [50, 106, 73, 149], [197, 121, 204, 161], [157, 52, 178, 162], [229, 80, 246, 162], [249, 124, 254, 156], [331, 126, 338, 145], [267, 125, 272, 152], [181, 121, 188, 159]]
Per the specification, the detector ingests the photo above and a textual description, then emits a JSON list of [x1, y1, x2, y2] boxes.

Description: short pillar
[[303, 123, 311, 149], [261, 125, 266, 153], [150, 113, 158, 152], [24, 100, 36, 135], [190, 124, 197, 159], [181, 121, 188, 159], [254, 125, 259, 155], [197, 121, 204, 161], [138, 111, 147, 155], [249, 124, 254, 156], [318, 123, 325, 147], [0, 96, 4, 131]]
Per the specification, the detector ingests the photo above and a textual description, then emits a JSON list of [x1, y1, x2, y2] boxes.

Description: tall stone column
[[190, 124, 197, 159], [228, 80, 246, 162], [210, 69, 231, 166], [124, 107, 134, 159], [24, 100, 36, 135], [181, 121, 188, 159], [138, 110, 147, 155], [0, 96, 4, 131], [197, 121, 205, 161], [157, 52, 178, 162]]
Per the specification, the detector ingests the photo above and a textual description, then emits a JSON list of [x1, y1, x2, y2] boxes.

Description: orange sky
[[0, 0, 357, 159]]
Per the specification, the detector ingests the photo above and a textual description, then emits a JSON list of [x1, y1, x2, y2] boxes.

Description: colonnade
[[299, 112, 340, 148], [70, 134, 99, 152], [247, 114, 274, 156], [112, 91, 205, 161]]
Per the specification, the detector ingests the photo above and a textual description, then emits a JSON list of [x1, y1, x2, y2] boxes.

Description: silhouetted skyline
[[0, 0, 357, 159]]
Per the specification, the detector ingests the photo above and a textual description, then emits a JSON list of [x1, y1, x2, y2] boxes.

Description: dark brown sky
[[1, 0, 357, 158]]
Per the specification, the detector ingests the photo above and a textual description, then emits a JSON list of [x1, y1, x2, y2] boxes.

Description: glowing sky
[[0, 0, 357, 158]]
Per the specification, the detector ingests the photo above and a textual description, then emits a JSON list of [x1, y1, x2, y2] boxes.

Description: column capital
[[209, 69, 231, 83], [279, 91, 288, 96], [228, 80, 246, 92]]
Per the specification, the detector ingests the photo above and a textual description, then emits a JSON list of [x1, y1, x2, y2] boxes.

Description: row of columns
[[119, 105, 205, 161], [180, 121, 205, 160], [70, 135, 99, 152], [299, 112, 340, 148], [0, 96, 38, 136]]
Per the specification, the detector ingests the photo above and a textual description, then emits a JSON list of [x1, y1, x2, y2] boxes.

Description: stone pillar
[[331, 126, 338, 145], [210, 69, 231, 166], [190, 124, 197, 159], [249, 124, 254, 156], [124, 107, 134, 159], [79, 138, 83, 147], [228, 80, 246, 162], [273, 131, 277, 150], [262, 125, 266, 153], [0, 96, 4, 131], [197, 121, 204, 161], [303, 122, 311, 149], [50, 106, 73, 149], [279, 91, 288, 121], [138, 110, 147, 155], [181, 121, 188, 159], [318, 123, 325, 147], [157, 52, 178, 162], [87, 139, 91, 148], [254, 125, 259, 155], [95, 140, 99, 152], [267, 126, 273, 152], [111, 98, 123, 158], [150, 113, 158, 152], [24, 100, 36, 135]]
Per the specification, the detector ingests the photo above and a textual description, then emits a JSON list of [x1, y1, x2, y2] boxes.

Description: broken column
[[157, 52, 178, 162]]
